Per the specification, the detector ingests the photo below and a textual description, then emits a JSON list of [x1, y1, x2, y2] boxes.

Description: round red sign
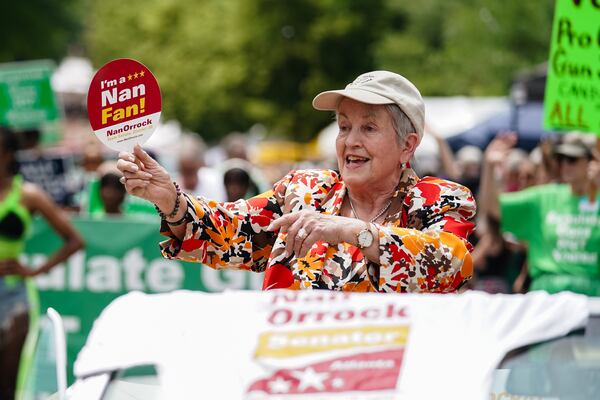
[[87, 59, 161, 152]]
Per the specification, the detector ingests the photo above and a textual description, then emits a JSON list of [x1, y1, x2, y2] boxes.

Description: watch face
[[358, 229, 373, 248]]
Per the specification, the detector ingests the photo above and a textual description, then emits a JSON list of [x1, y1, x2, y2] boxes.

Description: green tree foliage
[[377, 0, 556, 95], [86, 0, 387, 140], [86, 0, 556, 140], [0, 0, 84, 62]]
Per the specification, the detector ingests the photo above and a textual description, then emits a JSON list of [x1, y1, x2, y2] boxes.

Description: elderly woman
[[117, 71, 476, 292]]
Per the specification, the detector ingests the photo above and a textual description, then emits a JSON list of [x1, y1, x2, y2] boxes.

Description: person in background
[[455, 145, 483, 197], [219, 132, 270, 195], [423, 126, 482, 198], [220, 157, 268, 199], [177, 134, 226, 201], [72, 142, 105, 213], [0, 127, 84, 399], [481, 132, 600, 295], [80, 143, 105, 174], [503, 148, 529, 192], [471, 215, 526, 294], [91, 162, 127, 217], [83, 160, 155, 218], [18, 129, 42, 152], [98, 172, 127, 216], [223, 167, 252, 202], [222, 132, 250, 161], [518, 149, 539, 189], [118, 71, 476, 293]]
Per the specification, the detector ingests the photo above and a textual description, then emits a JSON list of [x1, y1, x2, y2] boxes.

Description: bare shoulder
[[21, 181, 51, 210]]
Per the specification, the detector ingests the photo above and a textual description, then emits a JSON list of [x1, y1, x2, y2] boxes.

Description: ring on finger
[[298, 227, 308, 239]]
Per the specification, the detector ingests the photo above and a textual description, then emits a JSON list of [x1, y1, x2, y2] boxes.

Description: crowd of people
[[0, 69, 599, 398], [424, 129, 599, 295], [1, 84, 599, 297]]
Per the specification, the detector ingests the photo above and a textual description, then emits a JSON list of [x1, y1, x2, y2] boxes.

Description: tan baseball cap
[[554, 140, 593, 159], [312, 71, 425, 137]]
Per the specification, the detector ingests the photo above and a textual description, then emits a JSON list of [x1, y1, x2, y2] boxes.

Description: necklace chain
[[348, 195, 393, 223]]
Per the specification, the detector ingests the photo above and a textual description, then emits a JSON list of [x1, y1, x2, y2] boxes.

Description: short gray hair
[[384, 104, 417, 143]]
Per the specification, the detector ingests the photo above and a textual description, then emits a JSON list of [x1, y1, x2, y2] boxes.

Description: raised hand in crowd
[[484, 132, 518, 167], [479, 132, 518, 220]]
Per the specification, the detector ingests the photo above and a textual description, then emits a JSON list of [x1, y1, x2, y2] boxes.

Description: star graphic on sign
[[331, 377, 345, 389], [127, 74, 133, 81], [139, 70, 145, 77], [133, 72, 139, 79], [268, 377, 292, 394], [290, 367, 329, 392]]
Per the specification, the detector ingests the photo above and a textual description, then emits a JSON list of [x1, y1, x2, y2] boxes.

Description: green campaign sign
[[23, 216, 263, 384], [0, 60, 60, 128], [544, 0, 600, 135]]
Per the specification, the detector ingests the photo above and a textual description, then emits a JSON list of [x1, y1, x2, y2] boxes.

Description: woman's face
[[335, 99, 412, 192]]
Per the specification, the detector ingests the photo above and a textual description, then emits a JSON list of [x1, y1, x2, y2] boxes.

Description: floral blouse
[[160, 168, 476, 293]]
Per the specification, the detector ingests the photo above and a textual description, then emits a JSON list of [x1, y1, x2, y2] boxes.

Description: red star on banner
[[247, 348, 405, 395]]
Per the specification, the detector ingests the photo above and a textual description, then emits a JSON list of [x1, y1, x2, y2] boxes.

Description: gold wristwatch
[[356, 223, 374, 249]]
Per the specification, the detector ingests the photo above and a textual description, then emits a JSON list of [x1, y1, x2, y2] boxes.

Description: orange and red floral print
[[160, 168, 476, 293]]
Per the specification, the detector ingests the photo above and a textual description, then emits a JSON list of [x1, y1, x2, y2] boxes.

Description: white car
[[36, 290, 597, 400]]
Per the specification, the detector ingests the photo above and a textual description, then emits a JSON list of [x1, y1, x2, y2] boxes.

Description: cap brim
[[554, 145, 589, 158], [312, 88, 393, 110]]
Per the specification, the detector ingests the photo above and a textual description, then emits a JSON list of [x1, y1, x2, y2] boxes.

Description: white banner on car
[[74, 290, 588, 399]]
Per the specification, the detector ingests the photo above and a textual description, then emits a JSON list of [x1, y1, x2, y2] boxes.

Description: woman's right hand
[[117, 144, 177, 211]]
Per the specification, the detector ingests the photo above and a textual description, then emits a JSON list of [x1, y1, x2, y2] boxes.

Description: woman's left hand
[[268, 210, 359, 258]]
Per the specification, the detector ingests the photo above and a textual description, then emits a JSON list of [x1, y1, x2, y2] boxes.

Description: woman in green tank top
[[0, 127, 84, 400]]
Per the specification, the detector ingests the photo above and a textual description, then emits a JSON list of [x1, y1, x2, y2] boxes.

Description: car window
[[492, 315, 600, 399], [102, 364, 161, 400]]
